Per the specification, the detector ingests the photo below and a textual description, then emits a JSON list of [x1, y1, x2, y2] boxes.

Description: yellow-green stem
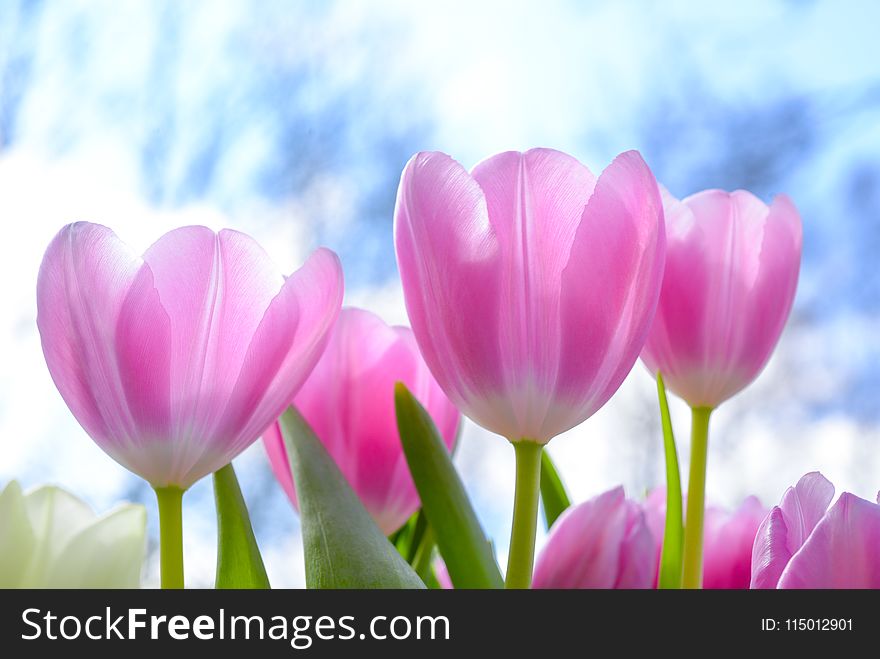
[[681, 406, 712, 589], [155, 486, 185, 589], [505, 440, 543, 589]]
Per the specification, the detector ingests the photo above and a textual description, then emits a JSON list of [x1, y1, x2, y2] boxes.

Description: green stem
[[155, 486, 185, 589], [656, 372, 683, 589], [505, 440, 543, 589], [681, 406, 712, 589]]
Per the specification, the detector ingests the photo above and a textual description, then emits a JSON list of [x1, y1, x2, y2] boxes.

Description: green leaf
[[403, 509, 430, 564], [539, 450, 571, 529], [394, 383, 504, 589], [656, 372, 684, 589], [279, 407, 425, 589], [388, 512, 417, 551], [213, 463, 270, 589]]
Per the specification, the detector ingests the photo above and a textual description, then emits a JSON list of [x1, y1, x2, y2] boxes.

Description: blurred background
[[2, 0, 879, 587]]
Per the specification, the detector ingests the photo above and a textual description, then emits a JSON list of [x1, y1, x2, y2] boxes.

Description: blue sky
[[2, 0, 879, 586]]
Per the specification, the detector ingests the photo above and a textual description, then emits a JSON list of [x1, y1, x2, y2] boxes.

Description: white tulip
[[0, 480, 146, 588]]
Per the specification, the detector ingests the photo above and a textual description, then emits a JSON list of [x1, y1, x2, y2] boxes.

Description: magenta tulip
[[263, 307, 460, 535], [751, 472, 880, 588], [532, 487, 656, 589], [395, 147, 665, 587], [645, 489, 766, 589], [37, 223, 343, 489], [641, 188, 802, 409]]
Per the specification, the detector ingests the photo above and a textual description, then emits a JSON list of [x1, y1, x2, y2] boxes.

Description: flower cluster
[[7, 145, 873, 590]]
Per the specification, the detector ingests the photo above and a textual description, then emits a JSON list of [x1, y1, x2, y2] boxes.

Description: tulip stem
[[681, 406, 712, 589], [155, 486, 185, 589], [505, 440, 543, 589]]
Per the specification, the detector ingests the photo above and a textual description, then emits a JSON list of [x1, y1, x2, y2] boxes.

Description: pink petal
[[778, 471, 835, 553], [734, 194, 802, 383], [533, 487, 654, 589], [702, 496, 766, 589], [111, 265, 175, 485], [141, 227, 285, 446], [751, 473, 835, 588], [394, 152, 509, 435], [555, 151, 665, 438], [434, 559, 453, 589], [469, 149, 597, 440], [181, 247, 343, 486], [37, 223, 144, 451], [750, 507, 792, 589], [615, 501, 658, 588], [262, 421, 297, 508], [778, 493, 880, 588]]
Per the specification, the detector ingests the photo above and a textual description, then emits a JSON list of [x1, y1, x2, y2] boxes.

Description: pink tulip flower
[[751, 472, 880, 588], [641, 188, 801, 408], [263, 307, 460, 535], [394, 148, 665, 443], [532, 487, 656, 589], [645, 489, 766, 589], [37, 222, 343, 490]]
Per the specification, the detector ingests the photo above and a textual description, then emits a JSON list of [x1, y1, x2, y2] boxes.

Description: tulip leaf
[[280, 407, 425, 589], [395, 383, 504, 589], [388, 511, 417, 550], [656, 372, 684, 589], [213, 463, 271, 589], [540, 450, 571, 529]]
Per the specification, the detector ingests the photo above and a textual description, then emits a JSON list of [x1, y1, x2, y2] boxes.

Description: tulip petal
[[141, 227, 283, 440], [263, 421, 298, 507], [778, 493, 880, 588], [750, 506, 792, 589], [779, 471, 835, 551], [179, 247, 342, 486], [734, 194, 802, 380], [112, 265, 174, 484], [751, 473, 835, 589], [702, 496, 765, 589], [37, 223, 143, 445], [615, 502, 657, 588], [394, 152, 510, 434], [19, 485, 98, 586], [45, 504, 146, 588], [0, 481, 35, 588], [555, 151, 664, 438], [470, 149, 597, 439], [533, 487, 654, 589]]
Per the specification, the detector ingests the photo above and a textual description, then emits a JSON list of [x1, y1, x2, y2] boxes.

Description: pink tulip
[[394, 148, 665, 442], [37, 222, 343, 489], [641, 188, 801, 408], [644, 489, 766, 589], [532, 487, 656, 589], [751, 472, 880, 588], [263, 307, 460, 535]]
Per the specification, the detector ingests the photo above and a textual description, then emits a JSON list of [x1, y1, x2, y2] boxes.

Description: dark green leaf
[[395, 383, 503, 589], [213, 462, 270, 589], [539, 450, 571, 529], [656, 372, 684, 589], [280, 407, 425, 589]]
